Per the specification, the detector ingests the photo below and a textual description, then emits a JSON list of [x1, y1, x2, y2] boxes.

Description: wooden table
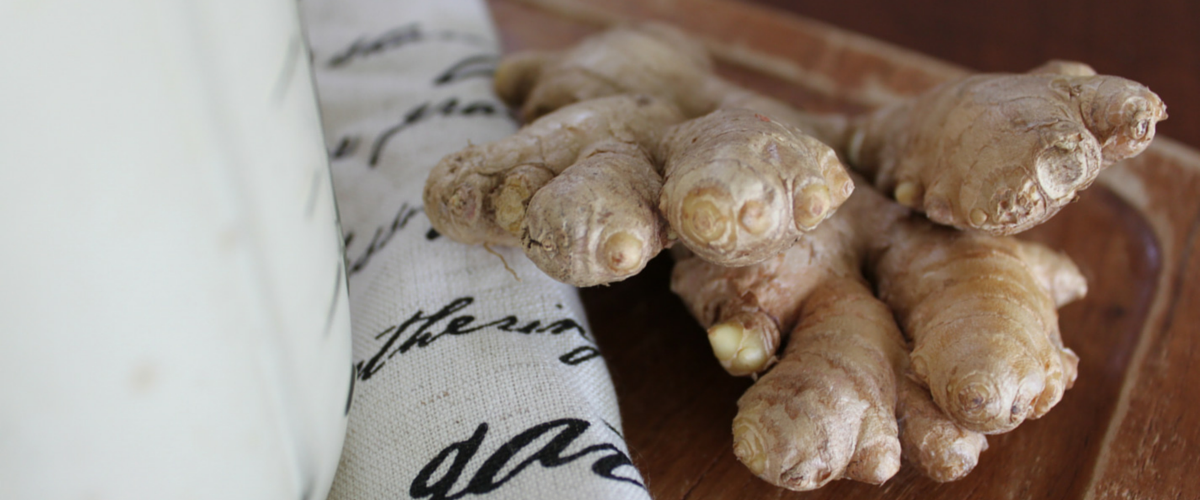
[[489, 1, 1200, 498], [746, 0, 1200, 153]]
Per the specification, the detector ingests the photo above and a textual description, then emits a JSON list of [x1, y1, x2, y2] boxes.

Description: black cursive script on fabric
[[410, 418, 643, 500], [368, 97, 507, 166], [329, 135, 360, 160], [344, 202, 422, 277], [355, 296, 594, 381], [433, 54, 497, 86], [327, 23, 489, 68]]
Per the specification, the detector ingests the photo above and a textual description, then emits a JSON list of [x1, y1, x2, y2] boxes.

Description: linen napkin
[[299, 1, 651, 499]]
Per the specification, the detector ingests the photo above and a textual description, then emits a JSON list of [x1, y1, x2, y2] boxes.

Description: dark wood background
[[745, 0, 1199, 150]]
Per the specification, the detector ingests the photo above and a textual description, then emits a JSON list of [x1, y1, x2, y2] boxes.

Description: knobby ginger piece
[[659, 109, 852, 266], [674, 198, 905, 489], [497, 25, 1166, 236], [895, 373, 989, 482], [672, 179, 1085, 489], [424, 95, 680, 286], [847, 60, 1167, 234], [873, 222, 1084, 433], [424, 95, 852, 285]]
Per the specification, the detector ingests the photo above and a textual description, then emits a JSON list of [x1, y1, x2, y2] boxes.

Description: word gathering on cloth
[[299, 1, 651, 499]]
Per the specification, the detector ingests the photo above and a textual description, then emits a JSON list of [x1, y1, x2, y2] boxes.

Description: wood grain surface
[[487, 1, 1200, 498], [745, 0, 1200, 152]]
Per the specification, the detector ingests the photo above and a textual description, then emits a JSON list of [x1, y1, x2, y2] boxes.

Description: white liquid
[[0, 1, 352, 499]]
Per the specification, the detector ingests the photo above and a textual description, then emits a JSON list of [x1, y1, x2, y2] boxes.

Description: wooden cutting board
[[488, 0, 1200, 498]]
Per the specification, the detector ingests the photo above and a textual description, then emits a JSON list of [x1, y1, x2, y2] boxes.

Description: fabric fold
[[300, 1, 651, 498]]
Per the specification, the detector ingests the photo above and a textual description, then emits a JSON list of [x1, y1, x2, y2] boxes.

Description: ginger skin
[[659, 109, 852, 266], [497, 25, 1166, 236], [847, 60, 1167, 234], [874, 224, 1084, 433], [424, 95, 852, 285], [424, 95, 681, 286], [672, 179, 1085, 489], [494, 25, 837, 140], [427, 23, 1110, 489], [672, 185, 907, 489]]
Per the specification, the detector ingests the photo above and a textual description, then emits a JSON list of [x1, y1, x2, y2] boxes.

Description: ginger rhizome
[[496, 24, 1166, 235], [846, 60, 1167, 234], [420, 23, 1131, 492], [659, 110, 851, 266], [424, 95, 679, 286], [672, 181, 1085, 489], [424, 94, 852, 286]]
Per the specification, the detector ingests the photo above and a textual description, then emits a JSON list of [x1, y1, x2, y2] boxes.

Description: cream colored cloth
[[300, 1, 650, 499]]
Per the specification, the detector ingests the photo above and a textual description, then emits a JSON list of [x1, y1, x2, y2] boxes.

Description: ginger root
[[422, 23, 1120, 491], [496, 24, 1165, 236], [847, 60, 1167, 234], [873, 221, 1084, 433], [425, 95, 852, 286], [659, 109, 852, 266], [672, 179, 1085, 489], [424, 94, 680, 286]]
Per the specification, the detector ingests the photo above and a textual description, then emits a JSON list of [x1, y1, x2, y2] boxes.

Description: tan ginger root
[[424, 94, 679, 286], [671, 180, 1085, 489], [494, 24, 833, 138], [496, 25, 1166, 236], [894, 370, 989, 483], [659, 110, 851, 266], [424, 94, 852, 285], [847, 60, 1166, 235], [873, 222, 1085, 434], [675, 233, 909, 488]]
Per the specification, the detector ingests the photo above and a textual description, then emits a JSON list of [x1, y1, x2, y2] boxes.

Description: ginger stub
[[497, 24, 1165, 236], [425, 95, 853, 286], [673, 181, 1084, 489]]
